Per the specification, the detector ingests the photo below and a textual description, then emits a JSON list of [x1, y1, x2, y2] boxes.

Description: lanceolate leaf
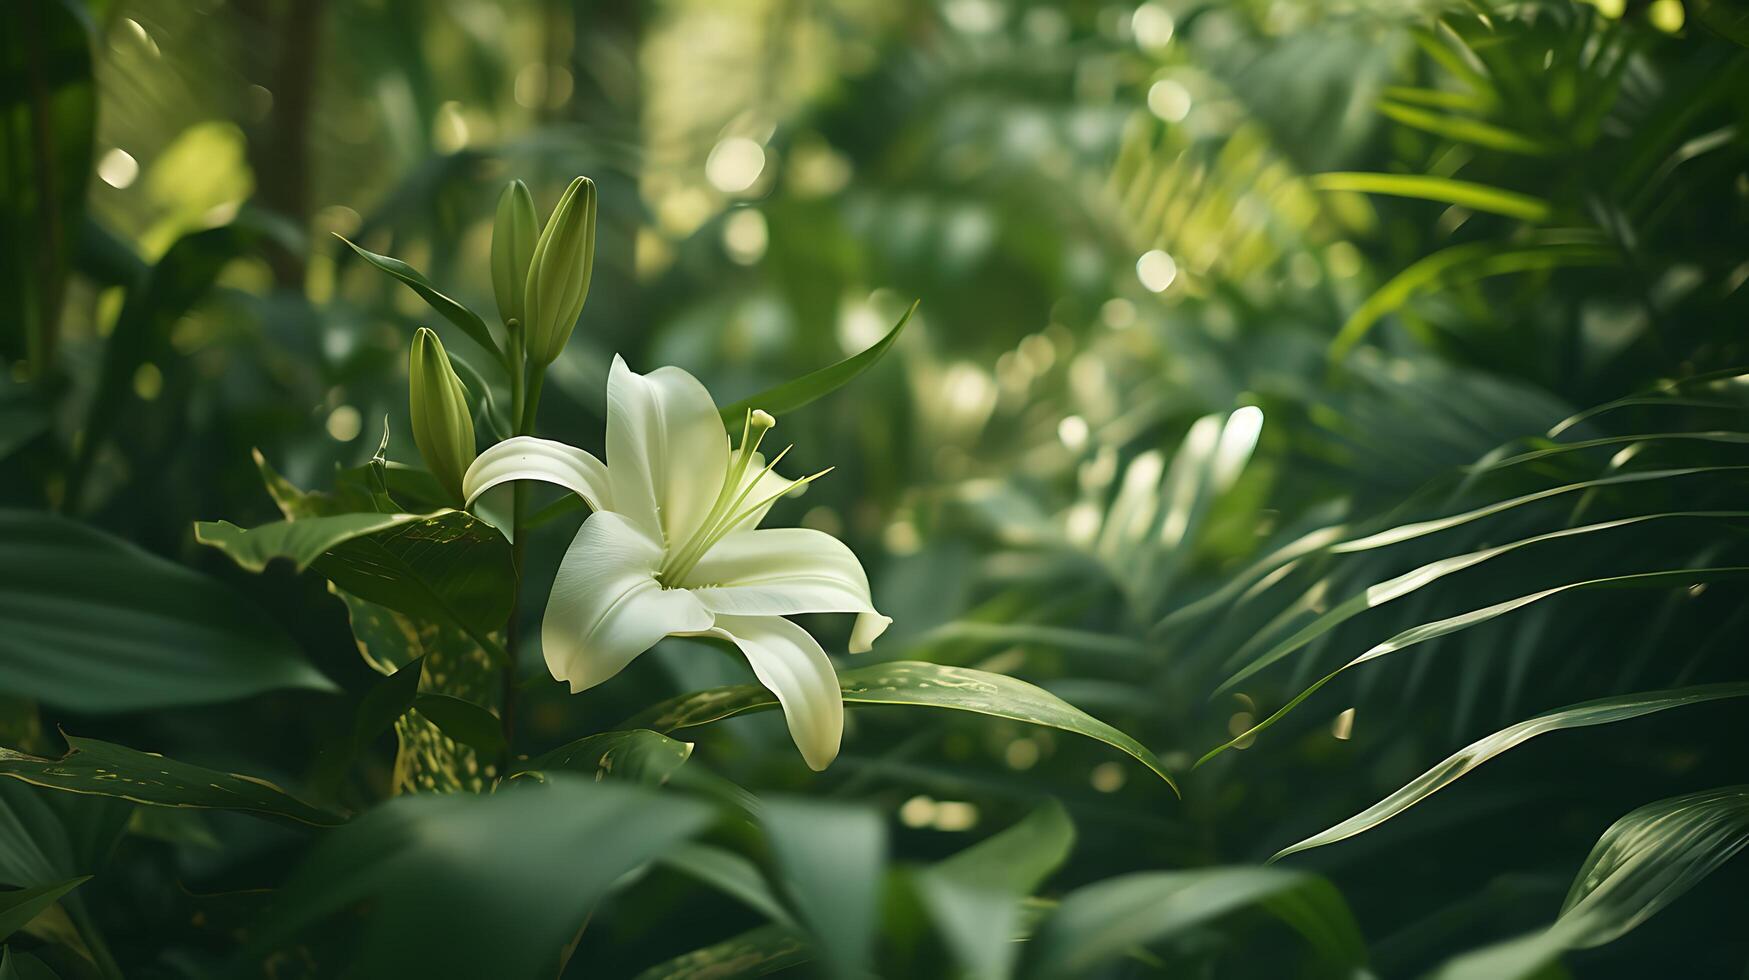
[[0, 735, 342, 827], [1201, 566, 1749, 765], [915, 800, 1075, 980], [197, 509, 513, 644], [0, 947, 60, 980], [1217, 512, 1749, 695], [1025, 867, 1366, 978], [632, 662, 1178, 793], [0, 510, 335, 712], [239, 778, 713, 977], [1275, 684, 1749, 862], [1312, 172, 1553, 221], [410, 694, 505, 757], [631, 924, 810, 980], [659, 843, 795, 927], [518, 730, 694, 786], [336, 234, 501, 363], [759, 799, 885, 978], [0, 877, 87, 942], [1429, 787, 1749, 980], [717, 300, 917, 425]]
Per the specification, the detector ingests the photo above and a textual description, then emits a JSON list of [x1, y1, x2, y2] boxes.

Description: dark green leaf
[[0, 510, 334, 712], [410, 694, 504, 757], [660, 843, 795, 927], [1026, 867, 1366, 978], [717, 301, 917, 424], [631, 924, 810, 980], [0, 947, 60, 980], [352, 657, 424, 750], [336, 234, 501, 363], [0, 735, 342, 827], [0, 877, 86, 942], [518, 730, 694, 785], [760, 799, 885, 978], [633, 662, 1178, 793], [240, 778, 712, 977]]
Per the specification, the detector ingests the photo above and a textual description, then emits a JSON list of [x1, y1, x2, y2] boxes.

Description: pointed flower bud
[[523, 175, 597, 366], [491, 180, 537, 328], [409, 327, 476, 505]]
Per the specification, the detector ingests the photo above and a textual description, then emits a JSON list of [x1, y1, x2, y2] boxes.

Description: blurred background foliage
[[3, 0, 1749, 976]]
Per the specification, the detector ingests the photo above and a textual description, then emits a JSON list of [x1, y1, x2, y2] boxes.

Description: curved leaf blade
[[518, 730, 694, 786], [717, 300, 917, 424], [0, 735, 342, 827], [0, 877, 87, 943], [632, 661, 1178, 793], [1275, 684, 1749, 862], [336, 234, 501, 362], [1312, 172, 1553, 221], [0, 510, 334, 712]]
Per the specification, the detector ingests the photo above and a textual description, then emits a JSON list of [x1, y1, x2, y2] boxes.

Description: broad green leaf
[[631, 924, 810, 980], [1217, 512, 1749, 695], [0, 947, 59, 980], [1276, 684, 1749, 861], [0, 0, 94, 376], [239, 778, 713, 977], [0, 877, 86, 942], [760, 799, 885, 978], [1430, 787, 1749, 980], [0, 735, 341, 827], [1312, 172, 1553, 221], [915, 800, 1075, 980], [333, 590, 501, 794], [1330, 466, 1749, 554], [517, 730, 694, 786], [1329, 238, 1615, 358], [660, 843, 795, 927], [352, 657, 424, 749], [0, 510, 335, 712], [1202, 567, 1749, 765], [336, 234, 502, 362], [410, 694, 505, 757], [632, 661, 1178, 793], [717, 300, 917, 424], [197, 508, 513, 647], [1376, 101, 1556, 155], [1025, 867, 1366, 978]]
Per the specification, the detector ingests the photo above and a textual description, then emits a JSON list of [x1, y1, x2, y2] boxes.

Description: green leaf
[[517, 730, 694, 785], [1275, 684, 1749, 862], [336, 234, 501, 363], [410, 694, 505, 757], [1025, 867, 1367, 978], [1312, 172, 1553, 221], [1429, 787, 1749, 980], [0, 510, 335, 712], [631, 924, 810, 980], [0, 947, 60, 980], [632, 661, 1178, 793], [197, 508, 513, 645], [0, 877, 86, 942], [915, 800, 1075, 980], [1328, 238, 1616, 358], [1216, 511, 1749, 696], [1376, 101, 1557, 155], [660, 843, 795, 927], [0, 0, 94, 375], [352, 657, 424, 750], [717, 300, 917, 425], [1201, 566, 1749, 765], [0, 735, 342, 827], [760, 799, 885, 978], [239, 778, 713, 977]]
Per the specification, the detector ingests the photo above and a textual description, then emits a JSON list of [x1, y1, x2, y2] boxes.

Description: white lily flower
[[461, 356, 890, 770]]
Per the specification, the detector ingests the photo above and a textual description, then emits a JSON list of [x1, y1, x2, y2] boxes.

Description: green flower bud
[[409, 327, 476, 505], [523, 175, 596, 366], [491, 180, 537, 328]]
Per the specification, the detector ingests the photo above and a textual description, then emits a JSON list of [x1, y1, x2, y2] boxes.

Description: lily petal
[[681, 528, 892, 651], [607, 356, 730, 547], [542, 510, 712, 692], [704, 614, 844, 770], [462, 436, 611, 511]]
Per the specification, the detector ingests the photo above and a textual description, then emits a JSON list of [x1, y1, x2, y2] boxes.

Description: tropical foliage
[[2, 0, 1747, 976]]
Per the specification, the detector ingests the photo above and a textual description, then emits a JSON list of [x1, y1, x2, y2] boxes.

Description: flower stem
[[500, 324, 537, 774]]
